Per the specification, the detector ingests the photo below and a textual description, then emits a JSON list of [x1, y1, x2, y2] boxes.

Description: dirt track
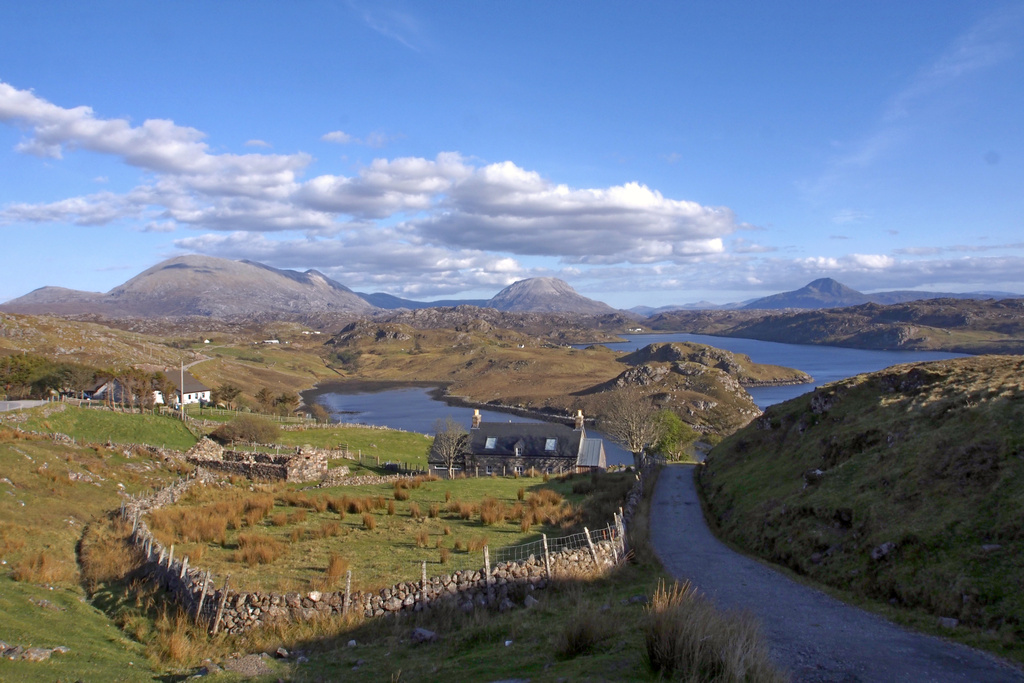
[[650, 464, 1024, 683]]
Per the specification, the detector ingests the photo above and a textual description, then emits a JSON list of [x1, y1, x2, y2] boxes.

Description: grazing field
[[143, 471, 625, 593], [9, 404, 198, 451]]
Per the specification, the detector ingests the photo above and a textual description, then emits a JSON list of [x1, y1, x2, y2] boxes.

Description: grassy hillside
[[0, 428, 187, 681], [10, 404, 198, 450], [699, 355, 1024, 662]]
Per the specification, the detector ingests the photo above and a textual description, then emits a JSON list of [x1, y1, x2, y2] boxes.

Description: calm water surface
[[583, 333, 966, 408], [307, 335, 966, 466]]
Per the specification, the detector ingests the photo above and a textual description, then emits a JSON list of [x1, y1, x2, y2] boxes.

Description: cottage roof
[[577, 438, 606, 468], [468, 421, 584, 459], [169, 372, 210, 394]]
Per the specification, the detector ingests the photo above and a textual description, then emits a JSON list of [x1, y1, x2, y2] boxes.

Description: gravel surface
[[650, 464, 1024, 683]]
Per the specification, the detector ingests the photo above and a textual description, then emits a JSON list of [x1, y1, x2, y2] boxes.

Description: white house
[[154, 372, 211, 407]]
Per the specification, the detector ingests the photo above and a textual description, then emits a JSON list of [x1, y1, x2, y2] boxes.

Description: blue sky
[[2, 1, 1023, 308]]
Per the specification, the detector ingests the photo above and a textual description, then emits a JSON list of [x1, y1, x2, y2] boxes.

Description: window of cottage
[[485, 437, 496, 449], [544, 438, 557, 451]]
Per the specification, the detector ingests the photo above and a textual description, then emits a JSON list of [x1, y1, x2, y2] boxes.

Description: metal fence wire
[[494, 524, 619, 565]]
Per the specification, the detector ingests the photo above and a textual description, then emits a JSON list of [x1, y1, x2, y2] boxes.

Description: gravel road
[[650, 464, 1024, 683]]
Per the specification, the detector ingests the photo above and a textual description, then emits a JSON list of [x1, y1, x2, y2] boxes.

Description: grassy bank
[[700, 355, 1024, 664], [10, 403, 198, 451]]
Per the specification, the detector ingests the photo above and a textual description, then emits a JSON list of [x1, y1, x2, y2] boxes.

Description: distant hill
[[635, 278, 1019, 313], [487, 277, 617, 314], [646, 298, 1024, 355], [701, 355, 1024, 650], [355, 292, 489, 310], [1, 255, 376, 318], [743, 278, 869, 310]]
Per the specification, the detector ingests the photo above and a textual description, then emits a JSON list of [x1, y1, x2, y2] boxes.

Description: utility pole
[[180, 360, 185, 421]]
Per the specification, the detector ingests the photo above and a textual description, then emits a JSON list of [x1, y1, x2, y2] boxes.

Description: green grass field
[[0, 428, 187, 681], [13, 404, 198, 451], [144, 472, 615, 593]]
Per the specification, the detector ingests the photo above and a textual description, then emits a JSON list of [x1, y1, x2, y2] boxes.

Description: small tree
[[255, 387, 275, 413], [275, 391, 300, 416], [213, 382, 241, 409], [652, 409, 699, 462], [429, 417, 469, 479], [309, 403, 330, 424], [599, 387, 664, 470]]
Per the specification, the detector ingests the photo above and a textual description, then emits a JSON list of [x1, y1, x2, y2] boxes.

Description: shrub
[[211, 415, 280, 444], [428, 503, 440, 518], [362, 513, 376, 530], [409, 502, 421, 518], [644, 581, 786, 682]]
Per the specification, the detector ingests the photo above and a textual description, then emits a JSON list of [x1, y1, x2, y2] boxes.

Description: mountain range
[[2, 256, 1018, 320], [0, 255, 615, 318]]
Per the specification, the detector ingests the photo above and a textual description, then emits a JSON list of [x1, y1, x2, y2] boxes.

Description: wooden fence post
[[584, 527, 600, 568], [483, 545, 491, 584], [542, 534, 552, 579], [344, 570, 352, 615], [180, 556, 189, 580], [195, 571, 211, 625], [421, 561, 427, 589], [211, 575, 231, 635]]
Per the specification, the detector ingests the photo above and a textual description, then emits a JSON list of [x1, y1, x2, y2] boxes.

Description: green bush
[[211, 415, 280, 444]]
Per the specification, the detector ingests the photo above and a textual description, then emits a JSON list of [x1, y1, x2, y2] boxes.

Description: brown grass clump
[[527, 488, 563, 508], [347, 497, 368, 514], [509, 502, 525, 521], [290, 528, 305, 543], [644, 581, 786, 682], [288, 509, 308, 525], [12, 550, 76, 584], [517, 487, 525, 501], [326, 553, 349, 581], [428, 502, 440, 518], [453, 539, 464, 551], [520, 514, 533, 533], [373, 495, 388, 511], [415, 530, 430, 548], [232, 533, 285, 566], [317, 521, 341, 538], [0, 522, 27, 556], [148, 507, 228, 545], [244, 493, 275, 518], [443, 525, 451, 535], [271, 512, 289, 527], [555, 599, 616, 659], [393, 486, 410, 501], [467, 536, 488, 552], [439, 548, 450, 564], [151, 607, 209, 666], [479, 497, 507, 525], [362, 513, 376, 530], [458, 501, 475, 520], [387, 500, 396, 515], [445, 490, 452, 502], [327, 496, 346, 514], [408, 502, 421, 518], [79, 519, 144, 590]]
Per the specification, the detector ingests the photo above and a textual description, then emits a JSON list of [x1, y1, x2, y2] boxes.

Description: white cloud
[[322, 130, 352, 144], [245, 139, 272, 148]]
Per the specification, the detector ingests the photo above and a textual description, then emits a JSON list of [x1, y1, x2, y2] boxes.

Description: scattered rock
[[981, 544, 1002, 553], [347, 639, 357, 647], [410, 627, 438, 644], [870, 542, 896, 561], [938, 617, 960, 629], [222, 653, 273, 677], [275, 647, 289, 658], [523, 594, 540, 608]]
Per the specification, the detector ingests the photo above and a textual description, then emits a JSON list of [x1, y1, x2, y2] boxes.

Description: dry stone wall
[[120, 473, 630, 635]]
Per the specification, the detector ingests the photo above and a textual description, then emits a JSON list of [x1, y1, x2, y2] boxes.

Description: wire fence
[[493, 523, 620, 565]]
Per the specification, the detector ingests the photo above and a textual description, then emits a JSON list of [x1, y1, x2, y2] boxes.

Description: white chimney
[[472, 409, 482, 429], [574, 409, 584, 430]]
